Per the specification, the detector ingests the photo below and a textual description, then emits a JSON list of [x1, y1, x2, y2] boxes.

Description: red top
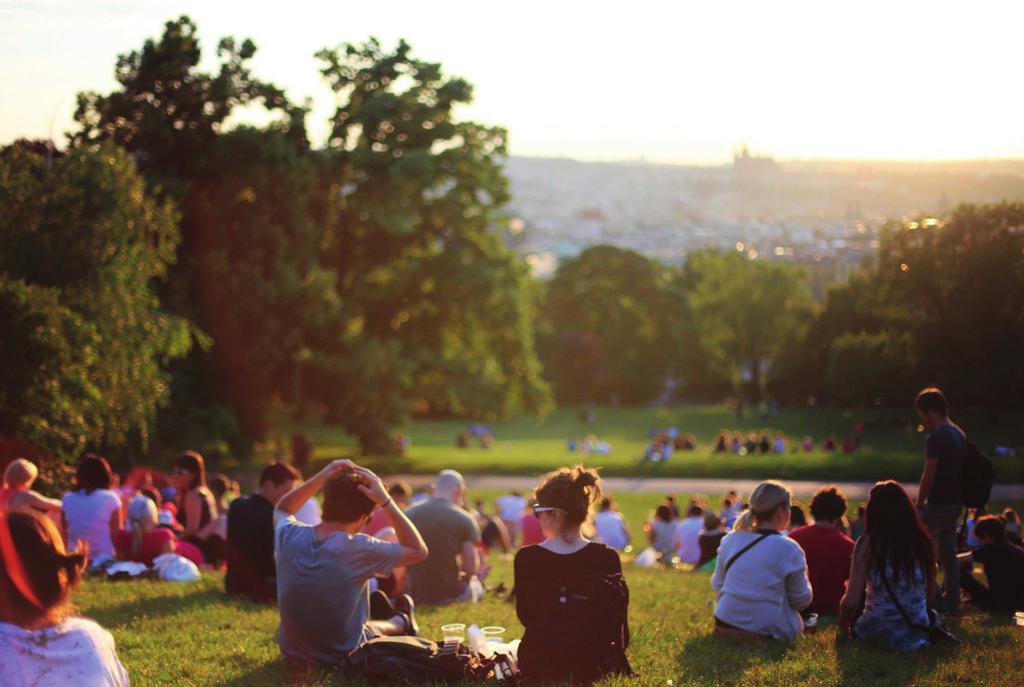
[[113, 528, 175, 566], [519, 513, 546, 546], [361, 507, 391, 536], [788, 524, 855, 615]]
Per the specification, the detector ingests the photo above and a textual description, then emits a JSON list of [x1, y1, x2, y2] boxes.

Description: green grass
[[75, 561, 1024, 687], [267, 405, 1024, 485]]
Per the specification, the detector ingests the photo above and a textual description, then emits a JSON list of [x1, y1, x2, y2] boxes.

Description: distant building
[[732, 145, 779, 185]]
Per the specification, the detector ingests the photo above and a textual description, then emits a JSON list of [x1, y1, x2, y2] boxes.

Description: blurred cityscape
[[505, 149, 1024, 296]]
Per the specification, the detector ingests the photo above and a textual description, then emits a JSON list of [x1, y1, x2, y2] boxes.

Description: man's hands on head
[[353, 466, 390, 506], [315, 460, 389, 505], [317, 459, 356, 479]]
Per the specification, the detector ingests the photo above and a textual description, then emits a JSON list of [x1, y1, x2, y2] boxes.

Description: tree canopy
[[0, 143, 191, 460]]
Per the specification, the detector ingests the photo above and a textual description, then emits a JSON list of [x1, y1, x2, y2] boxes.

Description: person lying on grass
[[0, 510, 129, 687], [273, 460, 428, 668]]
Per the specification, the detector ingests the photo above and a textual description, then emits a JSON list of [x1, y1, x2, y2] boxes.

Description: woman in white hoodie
[[710, 481, 812, 640]]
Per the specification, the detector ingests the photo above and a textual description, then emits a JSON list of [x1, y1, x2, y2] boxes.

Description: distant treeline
[[2, 16, 1022, 467]]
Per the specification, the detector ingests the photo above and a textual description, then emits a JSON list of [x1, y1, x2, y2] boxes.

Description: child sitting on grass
[[1, 458, 61, 518]]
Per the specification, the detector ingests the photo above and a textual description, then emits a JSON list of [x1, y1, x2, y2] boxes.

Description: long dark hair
[[864, 481, 934, 584], [174, 451, 206, 491], [75, 453, 112, 494]]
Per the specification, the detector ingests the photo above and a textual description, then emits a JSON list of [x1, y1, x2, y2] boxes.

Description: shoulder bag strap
[[874, 546, 931, 632], [723, 531, 776, 577]]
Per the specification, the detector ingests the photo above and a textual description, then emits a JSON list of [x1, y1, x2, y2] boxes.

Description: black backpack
[[526, 571, 633, 680], [346, 636, 494, 684], [962, 441, 995, 509]]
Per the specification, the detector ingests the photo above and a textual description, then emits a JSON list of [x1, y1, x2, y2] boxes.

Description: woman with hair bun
[[711, 480, 812, 639], [0, 510, 129, 686], [514, 465, 632, 684]]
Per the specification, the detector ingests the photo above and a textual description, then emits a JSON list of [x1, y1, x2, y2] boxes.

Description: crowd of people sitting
[[712, 427, 861, 455], [639, 421, 867, 463], [2, 387, 1023, 686]]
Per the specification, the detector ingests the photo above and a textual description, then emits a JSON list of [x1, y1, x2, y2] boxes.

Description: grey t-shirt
[[275, 516, 401, 665], [406, 498, 481, 603]]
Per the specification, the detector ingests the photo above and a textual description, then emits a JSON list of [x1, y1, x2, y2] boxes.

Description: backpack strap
[[723, 530, 778, 577]]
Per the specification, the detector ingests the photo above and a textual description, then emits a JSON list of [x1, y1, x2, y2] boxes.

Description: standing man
[[914, 387, 966, 614]]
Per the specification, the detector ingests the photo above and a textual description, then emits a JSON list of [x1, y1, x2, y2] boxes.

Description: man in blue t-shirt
[[914, 387, 966, 614], [273, 460, 429, 667]]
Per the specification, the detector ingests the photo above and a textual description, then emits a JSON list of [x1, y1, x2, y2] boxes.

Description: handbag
[[877, 565, 960, 646]]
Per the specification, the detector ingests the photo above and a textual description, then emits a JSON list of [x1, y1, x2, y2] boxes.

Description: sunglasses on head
[[532, 504, 566, 518], [172, 467, 193, 476]]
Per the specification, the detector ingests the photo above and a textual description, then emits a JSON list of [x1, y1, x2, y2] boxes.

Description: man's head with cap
[[433, 469, 465, 503]]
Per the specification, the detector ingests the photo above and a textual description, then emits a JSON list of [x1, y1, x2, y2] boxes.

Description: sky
[[2, 0, 1023, 164]]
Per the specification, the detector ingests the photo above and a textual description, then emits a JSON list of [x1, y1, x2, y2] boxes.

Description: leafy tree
[[878, 205, 1024, 412], [824, 331, 915, 405], [309, 39, 551, 452], [794, 203, 1024, 413], [537, 245, 682, 404], [69, 16, 326, 448], [684, 250, 815, 411], [0, 143, 190, 460]]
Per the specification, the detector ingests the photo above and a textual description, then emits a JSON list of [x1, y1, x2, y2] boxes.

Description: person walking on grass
[[914, 387, 966, 614], [274, 460, 427, 669], [711, 481, 812, 640]]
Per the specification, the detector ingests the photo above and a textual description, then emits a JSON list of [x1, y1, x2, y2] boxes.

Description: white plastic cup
[[1015, 611, 1024, 628], [442, 623, 466, 643], [481, 626, 506, 645]]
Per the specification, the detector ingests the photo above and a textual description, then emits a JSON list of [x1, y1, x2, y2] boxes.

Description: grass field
[[75, 560, 1024, 687], [265, 405, 1024, 485]]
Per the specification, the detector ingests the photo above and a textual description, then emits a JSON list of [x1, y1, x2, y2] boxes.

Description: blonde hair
[[126, 495, 158, 558], [3, 459, 38, 489], [732, 481, 792, 532]]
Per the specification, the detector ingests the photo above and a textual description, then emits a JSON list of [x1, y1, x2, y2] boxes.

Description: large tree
[[0, 143, 190, 460], [308, 39, 551, 452], [537, 245, 684, 404], [69, 16, 331, 447], [684, 249, 815, 411]]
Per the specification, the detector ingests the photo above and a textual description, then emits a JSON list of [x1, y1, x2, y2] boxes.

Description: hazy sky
[[2, 1, 1023, 164]]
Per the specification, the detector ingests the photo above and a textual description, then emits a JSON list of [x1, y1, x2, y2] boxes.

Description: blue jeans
[[921, 503, 962, 612]]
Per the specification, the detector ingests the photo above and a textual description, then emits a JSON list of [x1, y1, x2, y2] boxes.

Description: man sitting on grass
[[789, 485, 855, 616], [224, 461, 300, 602], [274, 460, 428, 668], [407, 469, 482, 604], [958, 515, 1024, 615]]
